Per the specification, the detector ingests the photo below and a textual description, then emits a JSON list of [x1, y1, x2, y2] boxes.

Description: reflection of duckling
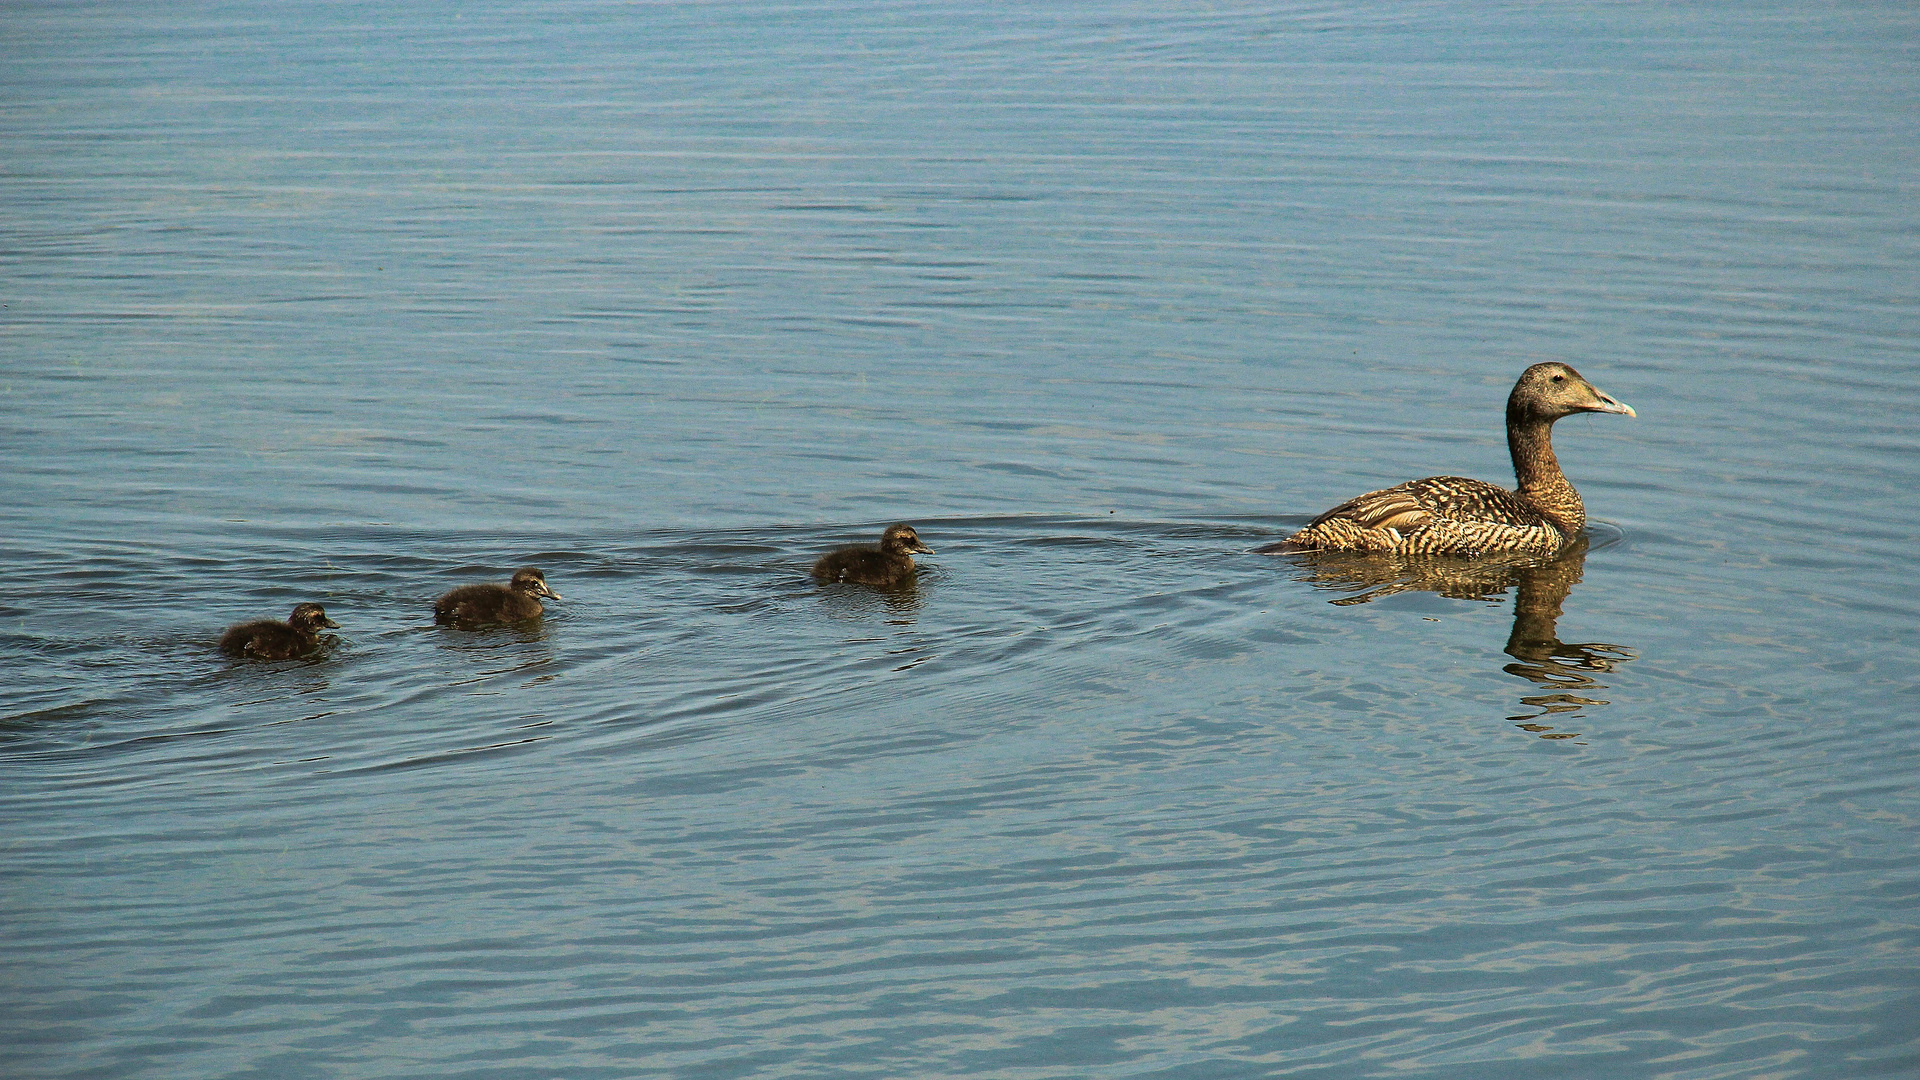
[[434, 567, 560, 626], [1268, 363, 1634, 556], [811, 524, 934, 588], [220, 603, 340, 660]]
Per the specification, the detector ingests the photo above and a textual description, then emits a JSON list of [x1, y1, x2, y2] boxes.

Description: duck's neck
[[1507, 412, 1585, 534]]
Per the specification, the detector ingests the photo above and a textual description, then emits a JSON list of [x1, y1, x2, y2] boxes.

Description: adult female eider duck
[[434, 567, 561, 625], [811, 523, 935, 587], [1268, 362, 1635, 557], [220, 603, 340, 660]]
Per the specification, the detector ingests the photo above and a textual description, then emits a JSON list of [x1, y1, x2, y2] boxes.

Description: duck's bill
[[1588, 390, 1636, 417]]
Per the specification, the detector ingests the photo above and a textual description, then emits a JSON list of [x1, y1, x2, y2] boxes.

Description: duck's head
[[289, 603, 340, 632], [510, 567, 561, 601], [1510, 362, 1636, 423], [880, 523, 935, 556]]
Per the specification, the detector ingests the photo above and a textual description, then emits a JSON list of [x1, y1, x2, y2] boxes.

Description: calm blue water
[[4, 2, 1918, 1077]]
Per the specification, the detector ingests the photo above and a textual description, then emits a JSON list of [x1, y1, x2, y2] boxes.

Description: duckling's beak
[[909, 540, 935, 555], [1586, 385, 1636, 417], [322, 616, 341, 629], [540, 584, 562, 601]]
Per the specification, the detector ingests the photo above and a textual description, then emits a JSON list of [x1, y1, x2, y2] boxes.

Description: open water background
[[3, 2, 1918, 1077]]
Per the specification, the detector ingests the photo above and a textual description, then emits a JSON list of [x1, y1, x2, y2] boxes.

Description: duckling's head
[[880, 523, 935, 556], [1510, 362, 1636, 423], [510, 567, 561, 601], [289, 603, 340, 633]]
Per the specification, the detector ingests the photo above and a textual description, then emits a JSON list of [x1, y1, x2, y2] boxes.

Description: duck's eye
[[1551, 375, 1564, 382]]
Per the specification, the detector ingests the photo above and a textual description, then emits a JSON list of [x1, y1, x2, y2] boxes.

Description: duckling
[[811, 523, 935, 587], [220, 602, 340, 660], [1267, 362, 1634, 557], [434, 567, 561, 625]]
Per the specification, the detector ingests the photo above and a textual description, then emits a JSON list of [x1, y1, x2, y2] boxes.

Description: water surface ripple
[[4, 2, 1917, 1078]]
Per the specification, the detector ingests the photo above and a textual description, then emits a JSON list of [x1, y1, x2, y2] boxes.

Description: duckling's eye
[[1551, 375, 1564, 382]]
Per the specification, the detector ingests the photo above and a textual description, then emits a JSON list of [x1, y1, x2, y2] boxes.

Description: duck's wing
[[1304, 480, 1438, 531], [1279, 476, 1568, 556], [811, 545, 880, 582], [1398, 476, 1555, 529]]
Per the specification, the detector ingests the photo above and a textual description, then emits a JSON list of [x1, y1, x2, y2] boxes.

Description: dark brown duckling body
[[434, 567, 561, 625], [1268, 362, 1635, 557], [220, 602, 340, 660], [811, 523, 935, 588]]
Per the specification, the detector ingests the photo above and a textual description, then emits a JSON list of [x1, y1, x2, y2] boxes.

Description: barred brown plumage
[[1264, 363, 1635, 557]]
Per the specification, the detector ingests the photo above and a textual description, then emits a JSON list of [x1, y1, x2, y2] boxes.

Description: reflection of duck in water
[[1283, 536, 1634, 740], [220, 603, 340, 660], [1264, 363, 1634, 557]]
